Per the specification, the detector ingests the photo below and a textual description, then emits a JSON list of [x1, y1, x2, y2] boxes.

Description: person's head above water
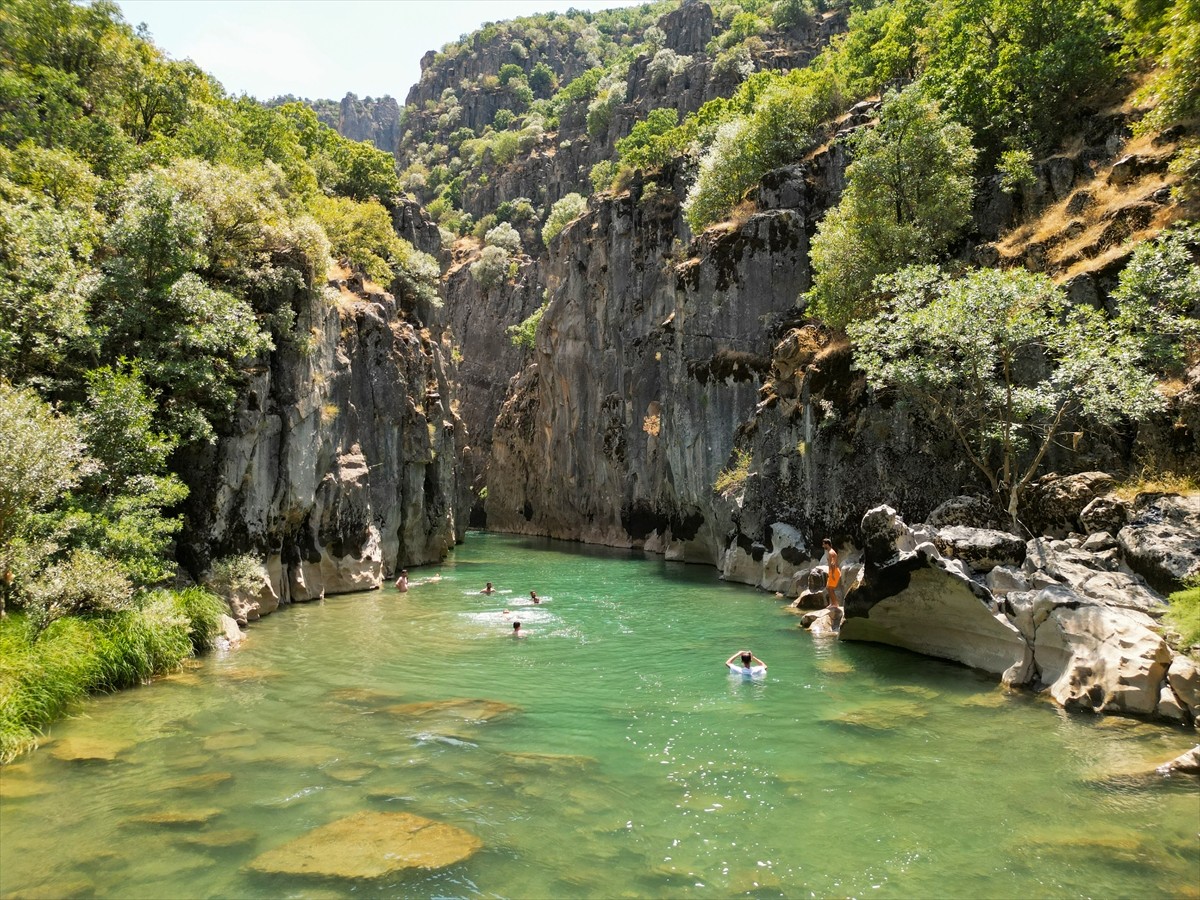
[[512, 621, 521, 631], [740, 651, 753, 666], [530, 590, 540, 603]]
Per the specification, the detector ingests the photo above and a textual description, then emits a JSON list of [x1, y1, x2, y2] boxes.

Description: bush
[[172, 586, 228, 652], [542, 193, 588, 244], [1165, 578, 1200, 652], [484, 221, 522, 253], [470, 245, 512, 289], [508, 301, 548, 349]]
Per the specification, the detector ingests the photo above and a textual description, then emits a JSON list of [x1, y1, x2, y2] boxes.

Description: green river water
[[1, 532, 1197, 899]]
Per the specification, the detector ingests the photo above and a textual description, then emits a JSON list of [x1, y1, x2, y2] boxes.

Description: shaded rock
[[1033, 602, 1172, 715], [1117, 494, 1200, 593], [217, 614, 244, 648], [926, 495, 1007, 531], [501, 751, 597, 771], [247, 811, 482, 879], [1156, 745, 1200, 775], [935, 525, 1025, 573], [1157, 685, 1188, 721], [1080, 496, 1128, 535], [986, 565, 1029, 596], [1025, 472, 1115, 537], [1081, 531, 1118, 552], [1166, 654, 1200, 718]]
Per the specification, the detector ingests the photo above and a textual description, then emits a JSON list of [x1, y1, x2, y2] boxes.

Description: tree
[[921, 0, 1115, 161], [542, 193, 588, 244], [805, 85, 976, 327], [683, 66, 841, 232], [848, 265, 1166, 530]]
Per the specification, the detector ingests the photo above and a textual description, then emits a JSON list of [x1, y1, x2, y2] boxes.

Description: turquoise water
[[1, 532, 1197, 898]]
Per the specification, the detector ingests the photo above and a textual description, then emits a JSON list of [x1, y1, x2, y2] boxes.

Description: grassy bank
[[1166, 578, 1200, 652], [0, 587, 228, 764]]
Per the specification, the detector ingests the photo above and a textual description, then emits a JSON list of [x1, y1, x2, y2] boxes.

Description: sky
[[115, 0, 655, 103]]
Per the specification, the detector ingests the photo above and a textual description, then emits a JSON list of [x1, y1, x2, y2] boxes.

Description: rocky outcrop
[[1118, 493, 1200, 593], [485, 177, 811, 563], [180, 277, 466, 615], [836, 505, 1195, 723]]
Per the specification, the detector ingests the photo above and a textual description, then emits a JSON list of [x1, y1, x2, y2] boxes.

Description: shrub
[[171, 586, 229, 652], [542, 193, 588, 244], [714, 448, 753, 497], [1165, 578, 1200, 651], [508, 301, 548, 350], [485, 221, 522, 253], [470, 245, 512, 289]]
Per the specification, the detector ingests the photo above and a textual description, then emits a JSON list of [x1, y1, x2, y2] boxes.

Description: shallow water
[[1, 533, 1197, 899]]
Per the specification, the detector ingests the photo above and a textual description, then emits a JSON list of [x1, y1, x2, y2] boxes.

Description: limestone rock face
[[1033, 602, 1171, 715], [926, 495, 1008, 531], [180, 279, 466, 612], [248, 811, 482, 879], [485, 185, 812, 563], [1117, 493, 1200, 593], [843, 507, 1030, 678]]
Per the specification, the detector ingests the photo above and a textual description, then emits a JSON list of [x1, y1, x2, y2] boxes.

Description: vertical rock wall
[[181, 279, 466, 613]]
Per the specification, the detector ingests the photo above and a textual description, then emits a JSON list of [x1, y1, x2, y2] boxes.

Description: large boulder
[[843, 507, 1031, 681], [1022, 538, 1166, 617], [1117, 494, 1200, 593], [935, 526, 1026, 573], [926, 495, 1008, 531], [1032, 599, 1172, 715], [1024, 472, 1115, 537], [248, 811, 482, 879], [1167, 654, 1200, 719]]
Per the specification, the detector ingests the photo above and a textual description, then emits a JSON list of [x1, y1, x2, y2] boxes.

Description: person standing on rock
[[821, 538, 840, 609]]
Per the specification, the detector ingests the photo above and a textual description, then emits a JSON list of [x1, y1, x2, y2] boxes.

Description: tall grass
[[0, 587, 229, 764], [1165, 579, 1200, 652]]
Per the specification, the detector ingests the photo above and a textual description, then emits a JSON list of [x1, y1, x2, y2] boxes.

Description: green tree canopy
[[848, 265, 1166, 529], [805, 85, 976, 327]]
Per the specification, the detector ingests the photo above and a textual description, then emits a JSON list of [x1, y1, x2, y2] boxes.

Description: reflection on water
[[1, 533, 1197, 899]]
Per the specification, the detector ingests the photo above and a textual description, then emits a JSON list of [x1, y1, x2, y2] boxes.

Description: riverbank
[[0, 587, 228, 763]]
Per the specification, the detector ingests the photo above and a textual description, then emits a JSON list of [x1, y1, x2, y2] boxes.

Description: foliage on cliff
[[0, 0, 438, 743]]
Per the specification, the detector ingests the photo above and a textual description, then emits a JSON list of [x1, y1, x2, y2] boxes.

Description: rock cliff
[[179, 272, 466, 619]]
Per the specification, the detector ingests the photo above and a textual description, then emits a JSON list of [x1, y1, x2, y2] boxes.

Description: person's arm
[[751, 656, 766, 667], [725, 653, 741, 667]]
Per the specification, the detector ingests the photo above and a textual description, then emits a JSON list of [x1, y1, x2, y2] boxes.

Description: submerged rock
[[247, 811, 482, 879], [383, 697, 520, 722]]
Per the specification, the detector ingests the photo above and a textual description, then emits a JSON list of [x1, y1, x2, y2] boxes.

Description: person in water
[[821, 538, 841, 609], [482, 582, 496, 594], [726, 650, 765, 670], [394, 569, 409, 592], [530, 590, 540, 604], [512, 621, 523, 637]]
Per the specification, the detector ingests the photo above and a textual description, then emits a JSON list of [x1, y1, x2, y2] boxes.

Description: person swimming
[[725, 650, 766, 671], [512, 621, 524, 638], [481, 582, 496, 594], [530, 590, 540, 604]]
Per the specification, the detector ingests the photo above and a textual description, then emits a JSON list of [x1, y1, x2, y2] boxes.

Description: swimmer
[[481, 582, 496, 594], [394, 569, 409, 592], [726, 650, 765, 670], [512, 621, 524, 638], [530, 590, 540, 604]]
